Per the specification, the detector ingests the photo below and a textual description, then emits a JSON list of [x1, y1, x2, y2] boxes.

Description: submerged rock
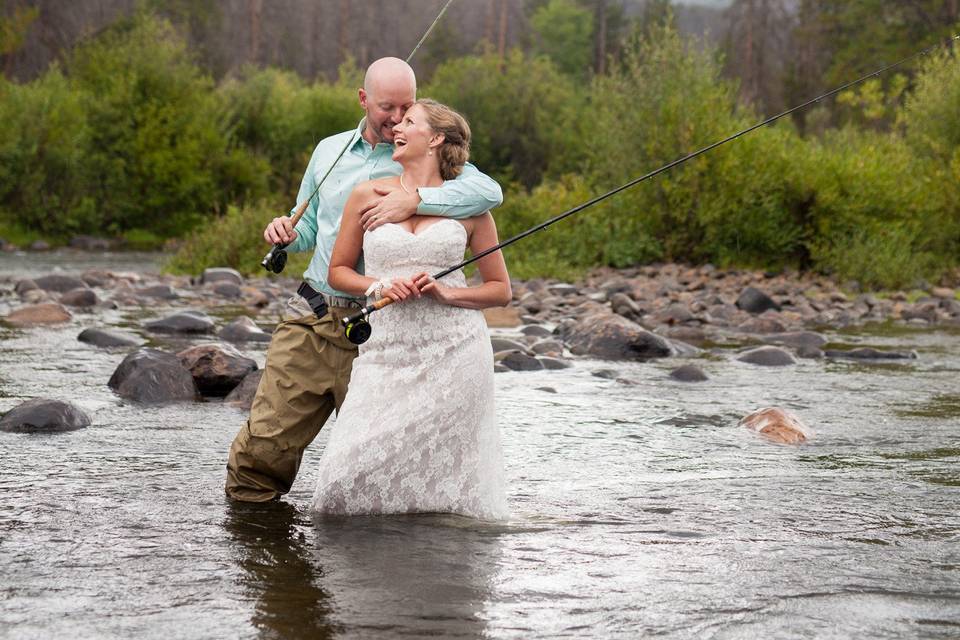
[[824, 347, 918, 360], [108, 348, 200, 403], [669, 364, 709, 382], [0, 398, 91, 433], [736, 346, 797, 367], [177, 343, 258, 396], [78, 328, 142, 348], [739, 407, 811, 444], [145, 310, 215, 334], [5, 303, 72, 327], [219, 316, 272, 343]]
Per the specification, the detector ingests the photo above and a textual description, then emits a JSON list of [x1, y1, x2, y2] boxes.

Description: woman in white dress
[[311, 99, 511, 520]]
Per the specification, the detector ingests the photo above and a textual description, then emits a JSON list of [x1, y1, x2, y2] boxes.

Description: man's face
[[359, 81, 416, 144]]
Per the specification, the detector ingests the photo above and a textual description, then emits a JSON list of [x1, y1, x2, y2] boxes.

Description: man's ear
[[358, 88, 368, 109]]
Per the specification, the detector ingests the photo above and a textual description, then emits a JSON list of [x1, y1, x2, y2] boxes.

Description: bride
[[310, 99, 510, 520]]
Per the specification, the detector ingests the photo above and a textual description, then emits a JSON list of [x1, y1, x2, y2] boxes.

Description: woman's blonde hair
[[416, 98, 471, 180]]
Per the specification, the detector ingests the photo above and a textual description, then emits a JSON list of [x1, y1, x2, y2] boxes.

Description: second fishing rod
[[341, 34, 960, 346]]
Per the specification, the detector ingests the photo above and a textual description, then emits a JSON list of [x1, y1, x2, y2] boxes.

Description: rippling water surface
[[1, 256, 959, 638]]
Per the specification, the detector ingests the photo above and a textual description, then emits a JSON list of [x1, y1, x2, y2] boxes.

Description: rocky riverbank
[[2, 262, 957, 442]]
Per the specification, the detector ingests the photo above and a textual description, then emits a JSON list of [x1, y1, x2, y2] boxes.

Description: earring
[[428, 150, 433, 156]]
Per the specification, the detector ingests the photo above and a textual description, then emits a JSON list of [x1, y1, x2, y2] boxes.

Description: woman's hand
[[382, 277, 420, 303], [412, 272, 457, 305]]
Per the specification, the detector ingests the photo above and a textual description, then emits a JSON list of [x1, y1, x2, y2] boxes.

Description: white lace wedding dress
[[310, 219, 508, 520]]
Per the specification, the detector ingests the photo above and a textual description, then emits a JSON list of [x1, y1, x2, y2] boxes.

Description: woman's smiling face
[[391, 104, 439, 162]]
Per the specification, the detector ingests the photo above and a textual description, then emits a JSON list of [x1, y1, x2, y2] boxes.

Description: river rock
[[736, 287, 780, 314], [591, 368, 620, 379], [225, 369, 263, 410], [29, 240, 50, 251], [520, 324, 553, 338], [737, 315, 786, 334], [491, 337, 529, 354], [736, 346, 797, 366], [108, 348, 200, 403], [530, 339, 564, 356], [201, 267, 244, 286], [823, 347, 918, 360], [145, 310, 215, 334], [761, 331, 826, 351], [669, 364, 709, 382], [499, 351, 544, 371], [0, 398, 91, 433], [5, 303, 72, 327], [177, 343, 258, 396], [483, 306, 522, 328], [78, 328, 142, 348], [81, 270, 113, 287], [137, 284, 179, 300], [219, 316, 272, 343], [539, 356, 572, 370], [212, 282, 242, 298], [69, 235, 111, 250], [60, 287, 99, 307], [33, 274, 86, 293], [739, 407, 811, 444], [561, 313, 674, 360], [14, 279, 38, 295]]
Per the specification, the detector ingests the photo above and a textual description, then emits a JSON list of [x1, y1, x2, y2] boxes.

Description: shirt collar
[[350, 117, 394, 155]]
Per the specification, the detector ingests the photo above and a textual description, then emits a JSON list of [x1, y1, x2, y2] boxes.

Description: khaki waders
[[225, 295, 358, 502]]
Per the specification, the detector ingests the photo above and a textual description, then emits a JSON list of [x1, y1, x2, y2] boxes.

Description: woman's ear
[[429, 133, 446, 149]]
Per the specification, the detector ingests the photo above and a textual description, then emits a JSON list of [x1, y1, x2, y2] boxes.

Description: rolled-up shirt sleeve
[[286, 149, 320, 254], [417, 162, 503, 219]]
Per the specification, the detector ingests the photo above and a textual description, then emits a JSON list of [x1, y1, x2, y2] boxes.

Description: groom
[[225, 57, 502, 502]]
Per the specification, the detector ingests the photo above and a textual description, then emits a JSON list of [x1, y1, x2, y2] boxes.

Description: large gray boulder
[[78, 328, 142, 348], [145, 310, 215, 334], [736, 287, 781, 314], [177, 343, 258, 397], [108, 348, 200, 403], [560, 313, 674, 360], [33, 274, 87, 293], [0, 398, 91, 433], [218, 316, 272, 343]]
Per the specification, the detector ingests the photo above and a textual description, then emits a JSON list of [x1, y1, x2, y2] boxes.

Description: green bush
[[218, 66, 360, 196], [425, 49, 584, 189], [164, 200, 311, 277], [0, 68, 94, 236], [68, 11, 266, 237]]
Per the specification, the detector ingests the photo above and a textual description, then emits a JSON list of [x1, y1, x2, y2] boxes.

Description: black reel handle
[[342, 298, 395, 345], [261, 242, 289, 273]]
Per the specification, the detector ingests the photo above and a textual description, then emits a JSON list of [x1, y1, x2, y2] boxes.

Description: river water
[[1, 252, 959, 639]]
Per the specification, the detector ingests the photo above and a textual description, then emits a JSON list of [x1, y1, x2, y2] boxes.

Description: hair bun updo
[[416, 98, 471, 180]]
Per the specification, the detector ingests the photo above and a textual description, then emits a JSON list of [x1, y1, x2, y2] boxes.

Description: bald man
[[225, 58, 502, 503]]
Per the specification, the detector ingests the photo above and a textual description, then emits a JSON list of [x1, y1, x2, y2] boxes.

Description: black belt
[[296, 282, 329, 319]]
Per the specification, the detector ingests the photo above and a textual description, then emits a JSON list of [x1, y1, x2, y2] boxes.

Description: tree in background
[[529, 0, 594, 79], [723, 0, 793, 115], [0, 1, 38, 76]]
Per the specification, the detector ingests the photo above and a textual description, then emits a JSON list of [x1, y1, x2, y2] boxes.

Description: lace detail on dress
[[310, 220, 508, 520]]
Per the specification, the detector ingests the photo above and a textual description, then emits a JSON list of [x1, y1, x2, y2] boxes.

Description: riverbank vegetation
[[1, 2, 958, 289]]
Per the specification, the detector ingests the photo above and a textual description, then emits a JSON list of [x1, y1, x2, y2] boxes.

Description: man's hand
[[360, 185, 421, 231], [264, 216, 298, 245]]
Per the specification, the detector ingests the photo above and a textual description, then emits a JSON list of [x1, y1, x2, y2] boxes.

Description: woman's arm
[[412, 213, 511, 309], [328, 182, 419, 302]]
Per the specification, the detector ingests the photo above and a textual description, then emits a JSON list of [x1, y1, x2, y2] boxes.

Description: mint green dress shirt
[[287, 121, 503, 299]]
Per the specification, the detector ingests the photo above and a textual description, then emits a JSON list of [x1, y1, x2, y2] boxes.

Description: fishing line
[[260, 0, 458, 273], [342, 33, 960, 343]]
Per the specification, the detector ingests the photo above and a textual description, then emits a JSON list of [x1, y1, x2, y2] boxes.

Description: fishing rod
[[341, 33, 960, 345], [260, 0, 458, 273]]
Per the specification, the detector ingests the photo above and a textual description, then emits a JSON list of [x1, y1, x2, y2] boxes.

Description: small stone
[[591, 369, 620, 380], [823, 347, 918, 360], [520, 324, 553, 338], [14, 279, 38, 295], [225, 369, 264, 410], [535, 386, 558, 393], [78, 328, 142, 348], [29, 240, 51, 251], [530, 339, 564, 355], [201, 267, 244, 286], [177, 343, 258, 397], [491, 337, 529, 354], [33, 274, 86, 293], [483, 306, 522, 328], [219, 316, 272, 343], [669, 365, 708, 382], [145, 310, 215, 334], [0, 398, 91, 433], [499, 351, 544, 371], [538, 357, 572, 370], [736, 346, 797, 367], [137, 284, 179, 300], [60, 287, 99, 307]]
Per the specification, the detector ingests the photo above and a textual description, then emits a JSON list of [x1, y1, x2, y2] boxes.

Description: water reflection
[[223, 501, 337, 639], [309, 514, 504, 637]]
